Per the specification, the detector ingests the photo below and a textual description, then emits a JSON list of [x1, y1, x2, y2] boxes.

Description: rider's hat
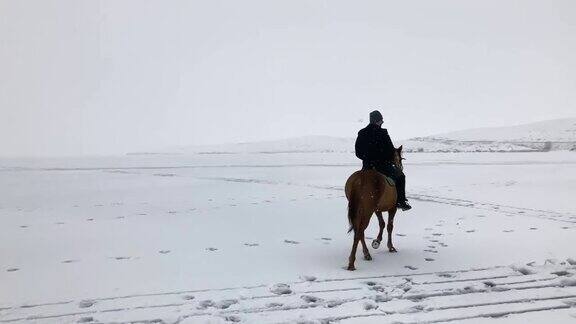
[[369, 110, 383, 123]]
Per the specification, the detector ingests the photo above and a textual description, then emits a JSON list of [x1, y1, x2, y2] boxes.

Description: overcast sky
[[1, 0, 575, 157]]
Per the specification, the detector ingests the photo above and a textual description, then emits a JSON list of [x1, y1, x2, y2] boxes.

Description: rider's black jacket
[[355, 123, 395, 170]]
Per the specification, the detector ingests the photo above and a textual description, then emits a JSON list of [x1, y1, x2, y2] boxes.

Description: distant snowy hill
[[129, 118, 576, 155], [420, 118, 576, 142], [405, 118, 576, 152]]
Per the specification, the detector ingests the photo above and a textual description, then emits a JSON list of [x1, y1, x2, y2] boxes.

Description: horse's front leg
[[387, 209, 398, 252], [372, 212, 385, 249]]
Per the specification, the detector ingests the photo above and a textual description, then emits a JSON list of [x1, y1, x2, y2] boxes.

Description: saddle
[[362, 166, 396, 186], [362, 161, 396, 187], [384, 176, 396, 187]]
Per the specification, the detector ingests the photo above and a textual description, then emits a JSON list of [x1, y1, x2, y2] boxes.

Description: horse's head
[[393, 145, 404, 171]]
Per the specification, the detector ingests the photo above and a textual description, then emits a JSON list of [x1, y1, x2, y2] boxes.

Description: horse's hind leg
[[360, 221, 372, 260], [387, 208, 398, 252], [348, 209, 372, 270], [347, 231, 361, 271], [372, 212, 385, 249]]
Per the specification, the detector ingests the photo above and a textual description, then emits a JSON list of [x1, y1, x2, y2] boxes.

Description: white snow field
[[1, 151, 576, 323]]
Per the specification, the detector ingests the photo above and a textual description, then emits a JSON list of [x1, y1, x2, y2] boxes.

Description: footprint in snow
[[529, 227, 538, 230], [182, 295, 195, 300], [437, 273, 455, 278], [432, 233, 443, 236], [270, 283, 292, 295], [284, 240, 299, 245], [197, 300, 215, 309], [61, 259, 79, 264], [244, 243, 259, 247], [552, 270, 571, 276], [404, 265, 418, 270], [266, 302, 284, 308], [368, 285, 385, 292], [320, 237, 332, 241], [224, 315, 241, 322], [364, 302, 378, 311], [396, 233, 407, 237], [424, 249, 438, 253], [216, 299, 238, 309], [206, 247, 218, 252], [112, 256, 131, 260], [424, 258, 435, 262], [503, 229, 514, 233], [158, 250, 171, 254], [55, 222, 66, 225], [484, 281, 497, 287], [466, 229, 476, 233], [300, 275, 317, 282], [86, 218, 94, 222], [373, 295, 393, 303], [6, 268, 19, 272], [19, 225, 29, 228], [326, 299, 345, 308], [77, 317, 95, 323], [78, 300, 96, 308], [301, 295, 322, 303]]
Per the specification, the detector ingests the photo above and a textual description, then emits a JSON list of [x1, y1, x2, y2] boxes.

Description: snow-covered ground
[[1, 151, 576, 323]]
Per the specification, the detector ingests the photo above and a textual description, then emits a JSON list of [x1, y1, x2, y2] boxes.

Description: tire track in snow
[[2, 263, 574, 323], [320, 303, 575, 324], [0, 265, 508, 311]]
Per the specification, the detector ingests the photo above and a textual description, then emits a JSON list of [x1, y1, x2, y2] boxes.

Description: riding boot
[[395, 173, 412, 211], [395, 173, 406, 202]]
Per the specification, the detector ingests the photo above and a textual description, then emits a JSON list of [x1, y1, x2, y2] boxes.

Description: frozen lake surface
[[1, 152, 575, 323]]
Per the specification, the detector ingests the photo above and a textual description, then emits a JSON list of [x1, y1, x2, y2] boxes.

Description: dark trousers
[[363, 161, 407, 202]]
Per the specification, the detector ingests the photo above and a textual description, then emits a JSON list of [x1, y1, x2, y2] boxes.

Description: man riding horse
[[355, 110, 411, 211]]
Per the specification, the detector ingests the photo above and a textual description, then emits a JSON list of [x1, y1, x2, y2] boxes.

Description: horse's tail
[[347, 187, 358, 233]]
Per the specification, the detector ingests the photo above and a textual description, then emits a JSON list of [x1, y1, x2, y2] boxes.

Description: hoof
[[364, 254, 372, 261], [371, 240, 380, 249], [347, 265, 356, 271], [389, 246, 398, 253]]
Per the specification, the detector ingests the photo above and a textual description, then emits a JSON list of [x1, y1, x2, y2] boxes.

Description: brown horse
[[344, 146, 404, 271]]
